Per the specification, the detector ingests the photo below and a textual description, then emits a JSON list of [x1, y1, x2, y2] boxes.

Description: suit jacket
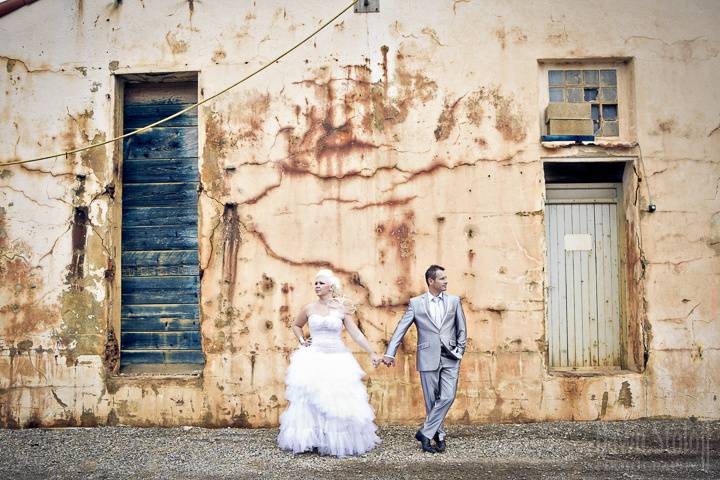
[[385, 293, 467, 371]]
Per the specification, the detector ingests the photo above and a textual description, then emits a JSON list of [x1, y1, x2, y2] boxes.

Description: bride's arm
[[343, 314, 381, 366], [291, 305, 311, 346]]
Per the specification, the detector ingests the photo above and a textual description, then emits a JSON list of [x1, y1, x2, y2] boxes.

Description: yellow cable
[[0, 0, 357, 167]]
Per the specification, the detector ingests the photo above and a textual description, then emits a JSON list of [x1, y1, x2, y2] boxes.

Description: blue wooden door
[[120, 81, 203, 366]]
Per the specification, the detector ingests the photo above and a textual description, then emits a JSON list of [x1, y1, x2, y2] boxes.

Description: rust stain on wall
[[376, 211, 416, 295], [0, 208, 59, 342], [236, 91, 272, 144], [624, 217, 647, 370], [165, 32, 189, 54], [494, 26, 528, 50], [388, 49, 438, 124], [455, 86, 527, 142], [351, 196, 418, 211], [202, 109, 231, 197], [212, 49, 226, 63], [488, 89, 526, 142], [465, 90, 485, 127], [434, 94, 466, 141], [221, 203, 241, 299], [0, 1, 718, 429], [281, 71, 380, 176]]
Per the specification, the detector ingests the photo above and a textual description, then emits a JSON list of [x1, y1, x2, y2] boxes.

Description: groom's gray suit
[[385, 292, 467, 441]]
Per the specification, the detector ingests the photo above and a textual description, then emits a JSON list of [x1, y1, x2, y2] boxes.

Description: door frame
[[110, 71, 203, 375], [543, 182, 628, 371]]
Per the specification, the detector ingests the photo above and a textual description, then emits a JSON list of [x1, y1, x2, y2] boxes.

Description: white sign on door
[[564, 234, 593, 251]]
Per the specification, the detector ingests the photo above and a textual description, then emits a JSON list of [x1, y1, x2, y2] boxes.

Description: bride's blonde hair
[[315, 269, 357, 314]]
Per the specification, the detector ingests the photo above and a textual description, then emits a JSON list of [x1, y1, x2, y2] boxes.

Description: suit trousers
[[419, 354, 459, 440]]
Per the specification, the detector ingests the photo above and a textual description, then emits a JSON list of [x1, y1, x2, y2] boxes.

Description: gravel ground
[[0, 420, 718, 479]]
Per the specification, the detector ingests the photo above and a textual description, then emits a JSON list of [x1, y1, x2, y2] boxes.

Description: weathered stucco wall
[[0, 0, 718, 427]]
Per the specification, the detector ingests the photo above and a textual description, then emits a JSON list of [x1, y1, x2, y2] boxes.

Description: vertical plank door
[[545, 184, 621, 368], [120, 81, 203, 367]]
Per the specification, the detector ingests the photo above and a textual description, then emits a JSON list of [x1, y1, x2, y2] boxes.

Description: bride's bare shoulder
[[302, 302, 318, 314]]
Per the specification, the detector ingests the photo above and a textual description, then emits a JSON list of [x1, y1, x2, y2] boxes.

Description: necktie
[[433, 296, 443, 327]]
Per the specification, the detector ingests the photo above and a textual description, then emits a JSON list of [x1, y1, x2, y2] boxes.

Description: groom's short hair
[[425, 265, 445, 285]]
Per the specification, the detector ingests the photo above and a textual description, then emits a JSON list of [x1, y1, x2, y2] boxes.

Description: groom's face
[[429, 271, 448, 292]]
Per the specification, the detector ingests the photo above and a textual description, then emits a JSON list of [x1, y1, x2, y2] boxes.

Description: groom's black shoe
[[415, 430, 438, 453], [433, 433, 446, 453]]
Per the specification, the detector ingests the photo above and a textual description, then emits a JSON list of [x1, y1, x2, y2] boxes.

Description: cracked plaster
[[0, 0, 718, 427]]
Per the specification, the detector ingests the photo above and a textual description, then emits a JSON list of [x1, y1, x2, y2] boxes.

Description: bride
[[277, 269, 382, 457]]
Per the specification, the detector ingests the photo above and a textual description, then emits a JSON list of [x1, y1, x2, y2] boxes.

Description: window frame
[[538, 59, 635, 143]]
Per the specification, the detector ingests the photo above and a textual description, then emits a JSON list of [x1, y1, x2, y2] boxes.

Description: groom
[[382, 265, 467, 453]]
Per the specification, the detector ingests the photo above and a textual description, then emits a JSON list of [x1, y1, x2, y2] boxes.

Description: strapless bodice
[[308, 312, 346, 353]]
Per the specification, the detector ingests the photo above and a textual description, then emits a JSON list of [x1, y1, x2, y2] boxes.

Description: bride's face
[[314, 278, 332, 297]]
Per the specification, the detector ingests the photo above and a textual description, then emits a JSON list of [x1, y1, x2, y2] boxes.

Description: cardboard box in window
[[545, 102, 593, 136]]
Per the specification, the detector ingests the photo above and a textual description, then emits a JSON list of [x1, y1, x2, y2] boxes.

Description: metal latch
[[355, 0, 379, 13]]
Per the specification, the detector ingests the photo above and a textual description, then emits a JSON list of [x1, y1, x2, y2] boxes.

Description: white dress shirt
[[427, 291, 445, 328]]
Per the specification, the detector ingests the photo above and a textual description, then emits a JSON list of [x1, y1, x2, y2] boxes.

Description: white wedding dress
[[277, 311, 381, 457]]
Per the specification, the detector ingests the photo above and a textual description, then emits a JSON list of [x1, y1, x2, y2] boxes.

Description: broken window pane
[[549, 70, 564, 85], [584, 88, 599, 101], [600, 69, 617, 85], [603, 104, 618, 121], [591, 104, 601, 134], [546, 68, 621, 138], [549, 88, 564, 102], [583, 70, 599, 85], [565, 70, 581, 84], [599, 87, 617, 102], [566, 88, 583, 102]]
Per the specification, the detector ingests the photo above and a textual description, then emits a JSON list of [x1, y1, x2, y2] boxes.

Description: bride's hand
[[370, 353, 382, 367], [300, 337, 312, 347]]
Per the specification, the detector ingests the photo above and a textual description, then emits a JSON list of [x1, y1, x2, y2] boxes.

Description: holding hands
[[371, 355, 395, 368], [382, 356, 395, 367]]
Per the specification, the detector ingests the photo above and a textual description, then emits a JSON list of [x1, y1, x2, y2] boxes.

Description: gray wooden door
[[120, 81, 203, 367], [545, 183, 622, 368]]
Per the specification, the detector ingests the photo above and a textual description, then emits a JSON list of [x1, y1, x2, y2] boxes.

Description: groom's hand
[[382, 356, 395, 367]]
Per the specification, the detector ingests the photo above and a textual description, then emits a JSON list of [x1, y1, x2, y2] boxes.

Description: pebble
[[0, 419, 717, 479]]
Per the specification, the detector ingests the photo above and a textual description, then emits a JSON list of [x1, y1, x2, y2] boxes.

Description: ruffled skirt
[[277, 345, 381, 457]]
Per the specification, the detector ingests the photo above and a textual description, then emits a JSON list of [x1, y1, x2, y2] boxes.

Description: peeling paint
[[434, 94, 465, 141], [202, 109, 231, 197], [165, 32, 189, 54], [57, 287, 104, 365], [0, 208, 59, 343], [67, 206, 88, 284], [221, 203, 241, 299], [211, 49, 226, 63], [0, 0, 717, 429], [617, 381, 634, 408]]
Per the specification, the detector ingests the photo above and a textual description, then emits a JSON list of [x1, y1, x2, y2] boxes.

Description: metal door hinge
[[355, 0, 379, 13]]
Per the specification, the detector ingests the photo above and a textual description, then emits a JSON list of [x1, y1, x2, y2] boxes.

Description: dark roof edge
[[0, 0, 39, 18]]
